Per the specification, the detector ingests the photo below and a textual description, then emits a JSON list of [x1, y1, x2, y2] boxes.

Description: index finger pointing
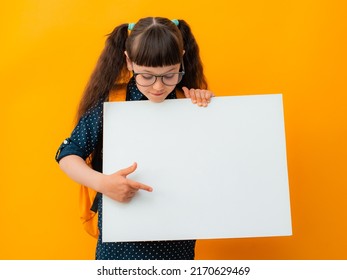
[[127, 179, 153, 192]]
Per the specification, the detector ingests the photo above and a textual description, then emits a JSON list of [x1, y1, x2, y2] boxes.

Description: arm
[[59, 155, 152, 203]]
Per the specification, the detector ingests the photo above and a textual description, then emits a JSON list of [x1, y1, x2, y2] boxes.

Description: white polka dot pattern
[[96, 195, 195, 260]]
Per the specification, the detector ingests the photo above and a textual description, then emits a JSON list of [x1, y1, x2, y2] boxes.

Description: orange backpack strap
[[79, 84, 127, 239], [79, 185, 99, 238]]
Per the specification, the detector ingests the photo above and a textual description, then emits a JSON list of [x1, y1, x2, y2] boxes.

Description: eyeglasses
[[132, 63, 185, 87]]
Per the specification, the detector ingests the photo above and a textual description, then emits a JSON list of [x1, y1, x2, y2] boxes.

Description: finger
[[199, 90, 209, 107], [118, 188, 138, 203], [194, 89, 203, 106], [200, 91, 215, 107], [126, 191, 136, 199], [204, 91, 214, 105], [121, 197, 132, 203], [206, 91, 215, 101], [183, 87, 196, 103], [129, 188, 139, 193], [189, 88, 197, 104], [182, 87, 190, 98], [117, 162, 137, 177], [127, 179, 153, 192]]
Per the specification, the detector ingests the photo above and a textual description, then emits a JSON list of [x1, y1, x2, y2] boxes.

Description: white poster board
[[103, 94, 292, 242]]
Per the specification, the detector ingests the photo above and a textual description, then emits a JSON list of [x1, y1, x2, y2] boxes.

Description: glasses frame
[[132, 62, 185, 87]]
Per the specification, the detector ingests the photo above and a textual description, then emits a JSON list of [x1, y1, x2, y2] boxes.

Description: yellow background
[[1, 0, 346, 259]]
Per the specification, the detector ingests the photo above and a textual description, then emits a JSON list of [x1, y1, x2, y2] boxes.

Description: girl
[[56, 16, 214, 260]]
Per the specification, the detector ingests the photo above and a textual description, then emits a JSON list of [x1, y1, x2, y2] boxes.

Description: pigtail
[[76, 23, 130, 121], [177, 20, 208, 90]]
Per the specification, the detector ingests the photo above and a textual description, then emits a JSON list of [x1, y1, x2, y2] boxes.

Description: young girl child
[[55, 16, 214, 260]]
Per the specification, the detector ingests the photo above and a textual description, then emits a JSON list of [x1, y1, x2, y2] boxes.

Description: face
[[126, 58, 181, 103]]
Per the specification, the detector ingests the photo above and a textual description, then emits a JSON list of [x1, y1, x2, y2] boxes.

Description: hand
[[182, 87, 215, 107], [101, 162, 152, 203]]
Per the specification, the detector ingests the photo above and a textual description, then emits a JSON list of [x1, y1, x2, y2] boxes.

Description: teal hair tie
[[171, 19, 179, 26], [128, 23, 135, 31]]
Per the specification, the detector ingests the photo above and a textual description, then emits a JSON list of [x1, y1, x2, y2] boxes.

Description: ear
[[124, 51, 133, 71]]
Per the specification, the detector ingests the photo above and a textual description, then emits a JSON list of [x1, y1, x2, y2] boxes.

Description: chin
[[149, 97, 166, 103]]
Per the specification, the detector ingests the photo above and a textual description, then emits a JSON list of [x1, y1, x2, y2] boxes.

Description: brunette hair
[[76, 17, 207, 121]]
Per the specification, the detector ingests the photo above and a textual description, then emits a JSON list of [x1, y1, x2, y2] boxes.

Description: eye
[[164, 73, 175, 79], [141, 74, 154, 80]]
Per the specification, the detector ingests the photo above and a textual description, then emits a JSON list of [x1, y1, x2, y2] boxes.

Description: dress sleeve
[[55, 101, 103, 163]]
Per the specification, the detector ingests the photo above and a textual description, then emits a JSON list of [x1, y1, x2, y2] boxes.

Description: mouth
[[150, 92, 165, 97]]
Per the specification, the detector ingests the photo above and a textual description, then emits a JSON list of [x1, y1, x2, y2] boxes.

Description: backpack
[[80, 85, 185, 238]]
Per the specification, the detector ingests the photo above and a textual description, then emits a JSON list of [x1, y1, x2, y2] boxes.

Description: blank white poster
[[102, 94, 292, 242]]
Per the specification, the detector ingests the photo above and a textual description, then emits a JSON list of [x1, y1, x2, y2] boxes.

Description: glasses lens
[[135, 74, 156, 86], [162, 73, 183, 86]]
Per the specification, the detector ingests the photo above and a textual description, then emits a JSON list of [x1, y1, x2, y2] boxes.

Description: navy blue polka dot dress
[[55, 78, 196, 260]]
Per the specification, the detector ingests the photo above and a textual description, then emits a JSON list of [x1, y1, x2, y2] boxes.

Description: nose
[[152, 77, 165, 90]]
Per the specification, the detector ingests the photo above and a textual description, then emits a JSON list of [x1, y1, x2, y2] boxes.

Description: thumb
[[182, 86, 190, 98], [117, 162, 137, 177]]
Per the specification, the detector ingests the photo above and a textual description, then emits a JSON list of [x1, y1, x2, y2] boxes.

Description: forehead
[[133, 63, 180, 74]]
